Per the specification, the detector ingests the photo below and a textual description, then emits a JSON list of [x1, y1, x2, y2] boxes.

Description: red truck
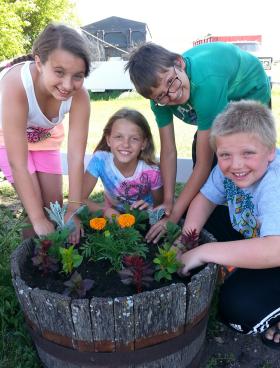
[[193, 35, 272, 71]]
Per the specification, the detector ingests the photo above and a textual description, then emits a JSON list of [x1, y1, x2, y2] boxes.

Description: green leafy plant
[[0, 205, 41, 367], [59, 245, 83, 274], [153, 242, 182, 281], [44, 201, 86, 232], [165, 221, 182, 244], [81, 213, 148, 272], [153, 221, 183, 281], [63, 271, 94, 298]]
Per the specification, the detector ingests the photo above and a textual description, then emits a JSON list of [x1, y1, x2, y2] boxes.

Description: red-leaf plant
[[118, 255, 155, 293], [31, 239, 59, 275], [179, 229, 199, 251]]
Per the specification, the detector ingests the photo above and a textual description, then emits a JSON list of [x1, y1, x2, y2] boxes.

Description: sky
[[75, 0, 279, 57]]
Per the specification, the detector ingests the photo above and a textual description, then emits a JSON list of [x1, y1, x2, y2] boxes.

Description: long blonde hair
[[95, 108, 157, 165]]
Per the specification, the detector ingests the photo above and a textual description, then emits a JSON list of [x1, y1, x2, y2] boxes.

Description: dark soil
[[21, 238, 197, 298]]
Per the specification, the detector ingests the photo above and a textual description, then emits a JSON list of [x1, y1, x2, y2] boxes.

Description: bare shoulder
[[1, 65, 26, 103], [72, 86, 90, 105]]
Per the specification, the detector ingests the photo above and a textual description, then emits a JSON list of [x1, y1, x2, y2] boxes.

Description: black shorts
[[218, 267, 280, 334]]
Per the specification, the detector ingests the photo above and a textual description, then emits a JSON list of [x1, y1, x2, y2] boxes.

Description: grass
[[63, 90, 198, 158], [205, 353, 235, 368], [62, 84, 280, 157], [0, 206, 41, 368], [1, 86, 280, 367]]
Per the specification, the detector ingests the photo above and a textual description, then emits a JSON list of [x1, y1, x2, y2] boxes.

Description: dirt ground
[[201, 321, 280, 368]]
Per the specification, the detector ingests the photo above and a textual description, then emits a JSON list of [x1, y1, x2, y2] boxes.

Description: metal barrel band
[[28, 312, 208, 367], [25, 306, 209, 352]]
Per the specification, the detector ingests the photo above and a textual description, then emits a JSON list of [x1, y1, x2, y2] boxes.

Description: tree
[[0, 0, 26, 59], [0, 0, 78, 61], [21, 0, 78, 51]]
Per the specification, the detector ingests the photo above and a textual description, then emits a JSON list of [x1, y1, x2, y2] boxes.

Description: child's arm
[[65, 87, 90, 243], [158, 124, 177, 216], [151, 186, 164, 207], [67, 87, 90, 212], [147, 129, 214, 243], [183, 192, 217, 235], [82, 171, 102, 212], [2, 73, 54, 236], [180, 236, 280, 275], [82, 171, 119, 217], [169, 129, 214, 224], [130, 187, 163, 211]]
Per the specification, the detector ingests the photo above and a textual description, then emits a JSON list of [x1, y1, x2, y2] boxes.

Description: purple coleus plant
[[118, 255, 155, 293], [31, 239, 59, 275], [63, 271, 94, 298]]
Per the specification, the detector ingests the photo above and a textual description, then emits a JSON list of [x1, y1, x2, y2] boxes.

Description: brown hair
[[95, 108, 157, 165], [0, 54, 34, 72], [125, 42, 180, 98], [1, 23, 92, 76]]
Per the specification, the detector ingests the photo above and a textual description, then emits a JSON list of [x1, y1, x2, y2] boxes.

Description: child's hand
[[65, 212, 84, 245], [33, 218, 55, 237], [178, 248, 205, 275], [130, 200, 149, 211], [103, 207, 119, 218], [69, 217, 84, 245], [145, 217, 168, 243]]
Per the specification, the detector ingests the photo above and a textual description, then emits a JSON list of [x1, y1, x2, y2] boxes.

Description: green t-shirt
[[151, 42, 271, 131]]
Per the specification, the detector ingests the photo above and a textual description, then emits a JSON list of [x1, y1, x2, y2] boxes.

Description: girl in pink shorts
[[0, 23, 91, 242], [0, 149, 62, 183]]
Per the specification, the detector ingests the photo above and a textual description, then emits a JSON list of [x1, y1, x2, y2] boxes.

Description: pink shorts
[[0, 148, 62, 183]]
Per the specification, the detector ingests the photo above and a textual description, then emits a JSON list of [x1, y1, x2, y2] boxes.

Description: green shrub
[[0, 206, 41, 367]]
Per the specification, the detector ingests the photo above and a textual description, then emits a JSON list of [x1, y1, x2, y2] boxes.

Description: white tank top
[[0, 61, 72, 143]]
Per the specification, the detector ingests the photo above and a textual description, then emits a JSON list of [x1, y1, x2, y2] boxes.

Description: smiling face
[[149, 59, 190, 106], [216, 132, 275, 188], [35, 49, 86, 100], [106, 118, 147, 172]]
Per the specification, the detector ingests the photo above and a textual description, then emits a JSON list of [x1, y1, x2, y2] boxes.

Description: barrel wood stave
[[11, 230, 218, 368]]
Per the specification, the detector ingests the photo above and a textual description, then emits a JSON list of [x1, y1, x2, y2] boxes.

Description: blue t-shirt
[[201, 149, 280, 238], [86, 151, 162, 212]]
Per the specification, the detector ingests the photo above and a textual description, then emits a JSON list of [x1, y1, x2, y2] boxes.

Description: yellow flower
[[89, 217, 107, 230], [117, 214, 136, 228]]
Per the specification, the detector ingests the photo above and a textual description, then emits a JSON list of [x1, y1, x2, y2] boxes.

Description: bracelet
[[68, 200, 84, 205]]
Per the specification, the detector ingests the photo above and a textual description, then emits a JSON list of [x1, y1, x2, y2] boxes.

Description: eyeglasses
[[154, 66, 182, 107]]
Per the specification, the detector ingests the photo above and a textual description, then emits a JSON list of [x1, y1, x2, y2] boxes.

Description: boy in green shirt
[[125, 42, 271, 243]]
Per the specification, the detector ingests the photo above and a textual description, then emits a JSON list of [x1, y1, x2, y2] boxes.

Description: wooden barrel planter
[[11, 230, 218, 368]]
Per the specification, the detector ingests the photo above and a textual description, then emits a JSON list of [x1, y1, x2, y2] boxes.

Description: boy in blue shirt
[[179, 100, 280, 348]]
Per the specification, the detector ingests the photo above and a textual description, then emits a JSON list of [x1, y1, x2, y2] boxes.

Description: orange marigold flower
[[89, 217, 107, 230], [117, 214, 136, 228]]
